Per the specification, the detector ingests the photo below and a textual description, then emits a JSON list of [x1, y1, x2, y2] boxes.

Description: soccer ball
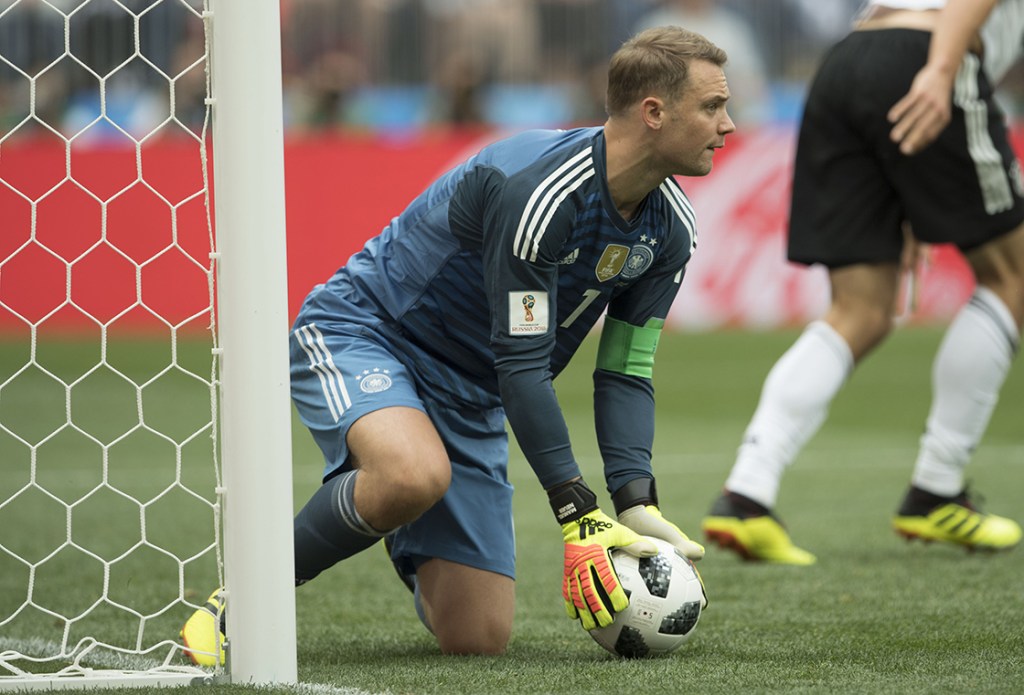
[[590, 537, 706, 658]]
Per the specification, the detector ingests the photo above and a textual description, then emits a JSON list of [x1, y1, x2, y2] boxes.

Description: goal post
[[209, 0, 298, 685], [0, 0, 296, 688]]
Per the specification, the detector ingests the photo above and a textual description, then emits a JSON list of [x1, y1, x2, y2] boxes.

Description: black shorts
[[788, 29, 1024, 268]]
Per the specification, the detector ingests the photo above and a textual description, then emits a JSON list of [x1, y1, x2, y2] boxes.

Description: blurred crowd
[[1, 0, 870, 139], [280, 0, 865, 130]]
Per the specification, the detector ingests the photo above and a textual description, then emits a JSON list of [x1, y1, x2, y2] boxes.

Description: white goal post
[[0, 0, 296, 689], [210, 0, 298, 686]]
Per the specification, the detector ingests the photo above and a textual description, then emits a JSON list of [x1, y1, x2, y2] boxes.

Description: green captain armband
[[595, 317, 664, 378]]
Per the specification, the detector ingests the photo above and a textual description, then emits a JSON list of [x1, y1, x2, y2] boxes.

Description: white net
[[0, 0, 222, 687]]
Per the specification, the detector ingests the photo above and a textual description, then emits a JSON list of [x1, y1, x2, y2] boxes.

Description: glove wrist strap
[[548, 479, 598, 524], [611, 477, 658, 516]]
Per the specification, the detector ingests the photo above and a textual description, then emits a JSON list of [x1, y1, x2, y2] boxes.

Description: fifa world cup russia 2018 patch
[[509, 291, 549, 335]]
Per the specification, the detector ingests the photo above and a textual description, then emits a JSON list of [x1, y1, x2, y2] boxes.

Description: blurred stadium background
[[8, 0, 1024, 333], [2, 3, 1023, 691], [1, 0, 868, 136]]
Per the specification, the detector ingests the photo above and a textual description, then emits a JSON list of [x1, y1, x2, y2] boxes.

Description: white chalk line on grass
[[287, 684, 384, 695], [0, 637, 384, 695]]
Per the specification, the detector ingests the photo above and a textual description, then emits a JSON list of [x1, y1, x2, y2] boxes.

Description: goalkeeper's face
[[657, 59, 734, 177]]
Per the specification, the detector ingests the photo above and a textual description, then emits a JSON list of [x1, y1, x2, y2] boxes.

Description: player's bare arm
[[886, 0, 999, 154]]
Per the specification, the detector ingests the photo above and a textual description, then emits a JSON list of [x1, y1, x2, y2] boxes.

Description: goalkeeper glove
[[550, 478, 658, 631], [612, 477, 706, 561], [613, 477, 709, 608]]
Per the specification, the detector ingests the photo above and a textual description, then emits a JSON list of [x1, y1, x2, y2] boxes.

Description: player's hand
[[617, 504, 705, 561], [888, 64, 955, 155], [560, 509, 658, 630]]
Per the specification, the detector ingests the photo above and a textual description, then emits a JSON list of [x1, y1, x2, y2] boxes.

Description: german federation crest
[[358, 369, 392, 393], [620, 243, 655, 280]]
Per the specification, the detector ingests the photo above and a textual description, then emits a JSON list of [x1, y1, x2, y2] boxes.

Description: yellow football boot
[[180, 588, 227, 667], [702, 492, 816, 566], [893, 491, 1021, 552]]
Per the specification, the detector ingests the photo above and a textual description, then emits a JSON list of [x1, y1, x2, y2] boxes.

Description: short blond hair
[[606, 26, 727, 116]]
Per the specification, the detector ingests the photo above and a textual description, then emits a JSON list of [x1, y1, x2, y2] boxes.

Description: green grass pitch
[[1, 326, 1021, 694]]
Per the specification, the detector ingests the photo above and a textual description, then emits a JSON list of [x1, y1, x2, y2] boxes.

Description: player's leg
[[293, 405, 451, 584], [724, 262, 900, 503], [385, 399, 517, 654], [701, 313, 852, 566], [895, 224, 1024, 550], [823, 263, 903, 359], [890, 47, 1024, 551], [290, 321, 451, 585], [182, 323, 451, 665], [971, 221, 1024, 325], [345, 409, 451, 529], [416, 559, 514, 655], [703, 263, 900, 565], [703, 28, 907, 565]]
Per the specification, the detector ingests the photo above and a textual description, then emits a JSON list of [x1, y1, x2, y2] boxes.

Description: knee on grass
[[433, 614, 512, 656]]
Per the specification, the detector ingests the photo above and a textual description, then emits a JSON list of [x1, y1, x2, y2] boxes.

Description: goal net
[[0, 0, 295, 689]]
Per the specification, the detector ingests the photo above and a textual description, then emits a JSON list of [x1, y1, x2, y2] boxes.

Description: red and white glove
[[549, 479, 657, 630]]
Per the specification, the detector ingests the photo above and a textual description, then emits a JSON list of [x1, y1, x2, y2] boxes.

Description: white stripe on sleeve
[[513, 147, 594, 261]]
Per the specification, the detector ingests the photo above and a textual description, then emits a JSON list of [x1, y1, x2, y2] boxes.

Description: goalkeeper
[[183, 25, 730, 660]]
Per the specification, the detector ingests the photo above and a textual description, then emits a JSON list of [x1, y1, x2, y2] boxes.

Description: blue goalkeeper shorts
[[290, 315, 516, 580]]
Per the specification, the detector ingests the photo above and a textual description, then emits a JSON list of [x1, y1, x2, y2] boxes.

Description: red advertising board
[[0, 127, 985, 334]]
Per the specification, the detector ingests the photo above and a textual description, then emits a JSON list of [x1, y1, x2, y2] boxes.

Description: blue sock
[[294, 470, 385, 585]]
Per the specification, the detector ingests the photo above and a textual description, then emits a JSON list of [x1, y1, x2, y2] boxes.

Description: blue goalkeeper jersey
[[302, 127, 697, 489]]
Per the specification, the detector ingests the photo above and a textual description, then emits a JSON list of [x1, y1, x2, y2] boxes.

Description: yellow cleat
[[180, 589, 227, 667], [702, 514, 817, 566], [893, 503, 1022, 551]]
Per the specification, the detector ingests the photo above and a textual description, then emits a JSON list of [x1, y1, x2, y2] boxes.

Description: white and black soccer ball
[[591, 537, 706, 658]]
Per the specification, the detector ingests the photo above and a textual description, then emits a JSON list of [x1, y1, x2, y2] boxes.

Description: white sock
[[911, 287, 1019, 496], [725, 321, 854, 509]]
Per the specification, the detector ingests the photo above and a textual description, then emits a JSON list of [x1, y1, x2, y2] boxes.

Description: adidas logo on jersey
[[558, 248, 579, 265]]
